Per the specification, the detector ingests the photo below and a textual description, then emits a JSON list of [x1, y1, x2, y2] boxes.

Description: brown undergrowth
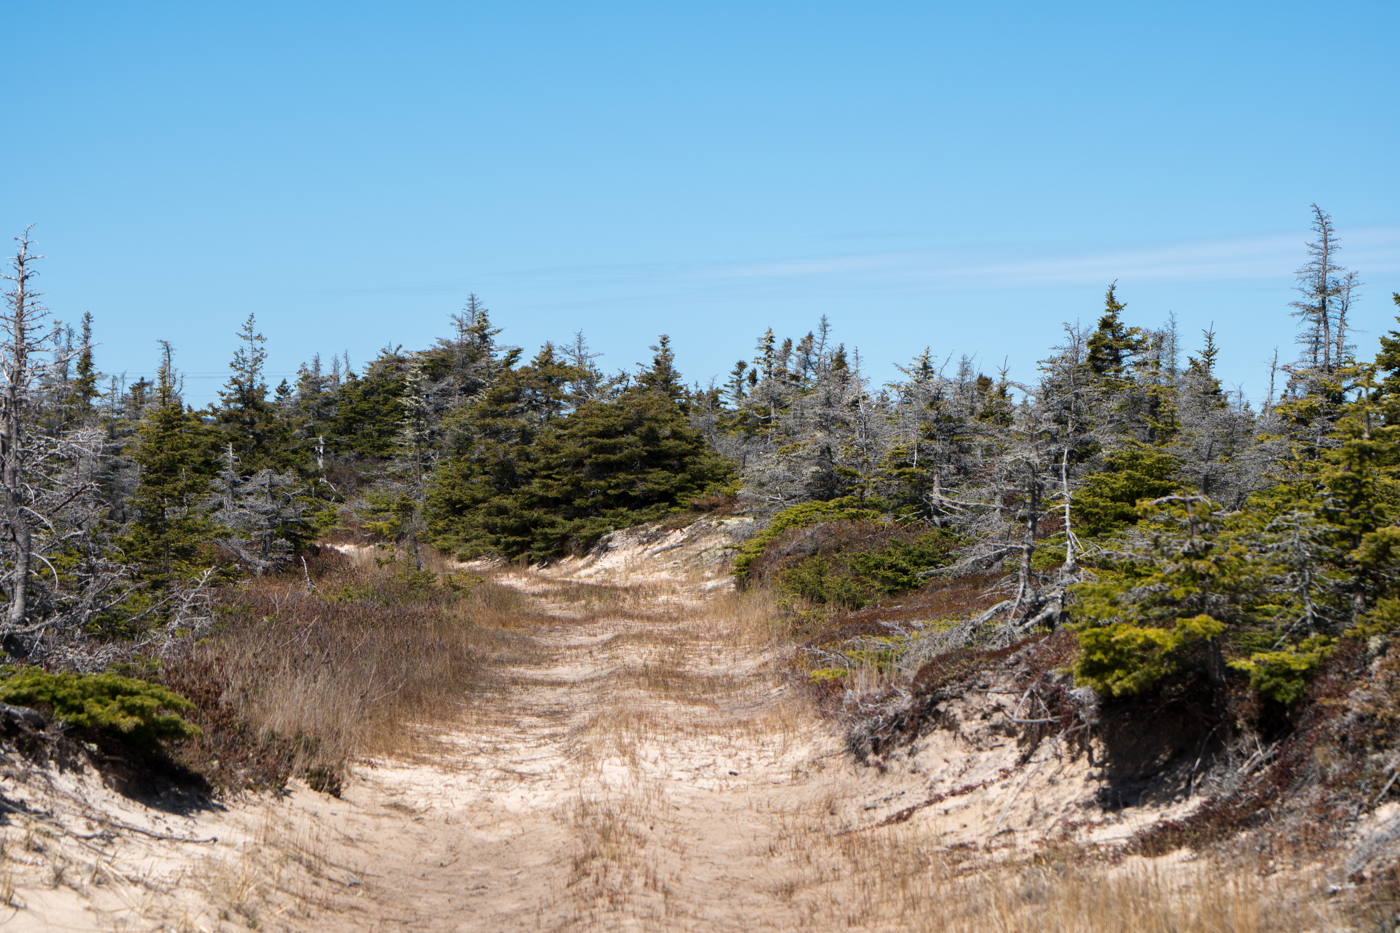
[[1130, 638, 1400, 866], [810, 573, 1004, 643], [751, 537, 1395, 925], [160, 545, 547, 795], [844, 631, 1085, 765], [787, 568, 1027, 714]]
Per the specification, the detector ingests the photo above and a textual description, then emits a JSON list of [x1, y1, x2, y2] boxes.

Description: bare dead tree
[[0, 230, 140, 660], [208, 444, 308, 574], [1290, 205, 1350, 374], [1335, 270, 1361, 368], [0, 228, 52, 635]]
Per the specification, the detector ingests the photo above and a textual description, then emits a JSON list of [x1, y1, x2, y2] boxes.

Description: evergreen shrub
[[428, 390, 733, 561], [731, 497, 882, 579], [1073, 615, 1224, 697], [0, 669, 201, 750], [1072, 449, 1181, 536], [1227, 635, 1335, 705], [775, 532, 961, 609]]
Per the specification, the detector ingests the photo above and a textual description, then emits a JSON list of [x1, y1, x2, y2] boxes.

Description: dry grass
[[532, 580, 678, 621], [181, 538, 1367, 930], [183, 804, 352, 931], [619, 663, 742, 701], [163, 546, 555, 790], [556, 792, 676, 928], [571, 706, 663, 766], [696, 585, 790, 647], [859, 856, 1334, 932], [744, 811, 1346, 932]]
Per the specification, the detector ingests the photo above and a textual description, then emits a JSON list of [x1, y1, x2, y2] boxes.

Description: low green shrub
[[0, 668, 201, 750], [1072, 615, 1225, 697], [777, 531, 959, 609], [732, 497, 883, 579], [846, 536, 958, 593], [1228, 634, 1335, 704], [782, 557, 871, 609]]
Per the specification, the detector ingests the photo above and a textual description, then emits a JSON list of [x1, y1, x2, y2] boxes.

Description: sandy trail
[[257, 568, 853, 932], [6, 527, 1290, 931]]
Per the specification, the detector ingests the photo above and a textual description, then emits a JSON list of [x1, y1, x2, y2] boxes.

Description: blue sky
[[3, 1, 1397, 405]]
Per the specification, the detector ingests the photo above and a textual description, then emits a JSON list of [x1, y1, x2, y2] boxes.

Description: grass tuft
[[162, 545, 547, 793]]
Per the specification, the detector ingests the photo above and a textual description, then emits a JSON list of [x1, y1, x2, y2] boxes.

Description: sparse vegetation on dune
[[0, 522, 1381, 930], [156, 545, 545, 793], [1, 208, 1399, 928]]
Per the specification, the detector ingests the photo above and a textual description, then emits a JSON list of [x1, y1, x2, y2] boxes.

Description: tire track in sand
[[260, 566, 851, 932]]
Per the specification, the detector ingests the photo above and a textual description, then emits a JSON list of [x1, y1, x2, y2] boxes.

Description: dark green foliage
[[70, 311, 100, 419], [1185, 327, 1222, 387], [846, 535, 961, 595], [636, 335, 687, 407], [121, 352, 219, 588], [1074, 614, 1225, 697], [0, 668, 200, 750], [1071, 497, 1249, 696], [1249, 370, 1400, 636], [1228, 635, 1336, 705], [732, 497, 883, 579], [363, 491, 420, 543], [1072, 449, 1182, 536], [491, 391, 733, 560], [212, 314, 292, 472], [429, 374, 733, 561], [1070, 487, 1349, 704], [1086, 283, 1148, 383], [424, 346, 585, 555], [777, 529, 959, 610], [421, 295, 509, 403], [781, 557, 870, 609], [1376, 293, 1400, 407], [327, 349, 409, 459]]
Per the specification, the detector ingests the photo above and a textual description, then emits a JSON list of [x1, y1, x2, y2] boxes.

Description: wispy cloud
[[305, 227, 1400, 303], [690, 227, 1400, 292]]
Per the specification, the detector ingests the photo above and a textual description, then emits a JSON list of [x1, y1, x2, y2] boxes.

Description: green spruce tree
[[1085, 283, 1147, 384], [122, 344, 218, 589], [213, 314, 287, 472]]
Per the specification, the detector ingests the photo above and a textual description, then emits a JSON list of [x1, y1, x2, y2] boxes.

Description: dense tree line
[[711, 205, 1398, 707], [0, 206, 1396, 713]]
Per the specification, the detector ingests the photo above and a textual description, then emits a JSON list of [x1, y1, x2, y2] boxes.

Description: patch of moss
[[808, 667, 848, 683]]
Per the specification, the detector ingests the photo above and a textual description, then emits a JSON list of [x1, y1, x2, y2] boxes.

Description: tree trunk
[[0, 234, 35, 632], [1061, 447, 1076, 575], [1016, 463, 1039, 609]]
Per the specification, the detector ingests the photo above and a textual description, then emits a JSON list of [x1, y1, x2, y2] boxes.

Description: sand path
[[1, 523, 1173, 931], [241, 568, 858, 932], [6, 546, 1330, 932]]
